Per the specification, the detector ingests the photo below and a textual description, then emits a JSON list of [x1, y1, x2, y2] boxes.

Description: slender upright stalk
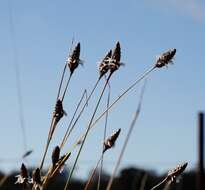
[[163, 181, 172, 190], [139, 173, 148, 190], [92, 66, 155, 128], [40, 64, 69, 170], [56, 63, 67, 101], [106, 80, 146, 190], [61, 73, 72, 101], [64, 73, 112, 190], [150, 178, 168, 190], [97, 78, 111, 190], [0, 175, 9, 188], [60, 89, 87, 149], [84, 156, 102, 190], [60, 78, 101, 149], [75, 66, 154, 149]]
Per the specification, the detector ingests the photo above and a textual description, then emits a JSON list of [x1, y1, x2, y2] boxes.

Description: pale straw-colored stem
[[61, 73, 72, 101], [53, 66, 155, 171], [84, 156, 102, 190], [40, 63, 69, 170], [150, 177, 168, 190], [56, 63, 67, 101], [97, 77, 111, 190], [60, 89, 87, 149], [92, 66, 155, 129], [139, 173, 148, 190], [64, 73, 112, 190], [106, 80, 146, 190]]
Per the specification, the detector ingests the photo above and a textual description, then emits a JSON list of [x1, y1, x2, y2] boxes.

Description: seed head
[[103, 128, 121, 153], [167, 162, 188, 182], [20, 163, 28, 179], [99, 50, 112, 79], [53, 99, 66, 125], [32, 168, 42, 190], [109, 42, 122, 73], [155, 48, 176, 68], [52, 146, 60, 166], [15, 163, 31, 185], [67, 42, 81, 74], [32, 168, 41, 185], [112, 41, 121, 63]]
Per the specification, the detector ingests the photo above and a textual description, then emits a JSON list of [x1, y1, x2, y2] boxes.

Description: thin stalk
[[92, 66, 155, 128], [163, 181, 171, 190], [60, 89, 87, 149], [61, 73, 72, 101], [97, 77, 111, 190], [0, 175, 9, 188], [64, 73, 112, 190], [40, 63, 68, 170], [50, 78, 101, 178], [106, 80, 146, 190], [51, 66, 154, 177], [56, 63, 67, 101], [76, 66, 154, 148], [61, 78, 100, 148], [84, 156, 102, 190], [150, 178, 168, 190], [139, 173, 148, 190]]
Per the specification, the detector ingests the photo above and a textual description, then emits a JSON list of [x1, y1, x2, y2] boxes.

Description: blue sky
[[0, 0, 205, 179]]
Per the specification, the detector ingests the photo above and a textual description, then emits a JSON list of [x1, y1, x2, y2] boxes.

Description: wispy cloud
[[153, 0, 205, 21]]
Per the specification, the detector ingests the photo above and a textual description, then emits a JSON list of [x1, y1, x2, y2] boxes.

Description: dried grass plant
[[14, 42, 186, 190]]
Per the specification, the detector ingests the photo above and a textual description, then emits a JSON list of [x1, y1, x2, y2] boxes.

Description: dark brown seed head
[[67, 42, 81, 74], [111, 41, 121, 63], [53, 99, 65, 124], [32, 168, 41, 184], [99, 50, 112, 78], [109, 42, 122, 73], [167, 162, 188, 181], [103, 128, 121, 153], [52, 146, 60, 166], [20, 163, 28, 179], [155, 48, 176, 68]]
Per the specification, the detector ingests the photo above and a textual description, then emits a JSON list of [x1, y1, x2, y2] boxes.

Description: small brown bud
[[103, 128, 121, 153], [111, 41, 121, 63], [109, 42, 123, 73], [52, 146, 60, 166], [53, 99, 66, 125], [20, 163, 28, 179]]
